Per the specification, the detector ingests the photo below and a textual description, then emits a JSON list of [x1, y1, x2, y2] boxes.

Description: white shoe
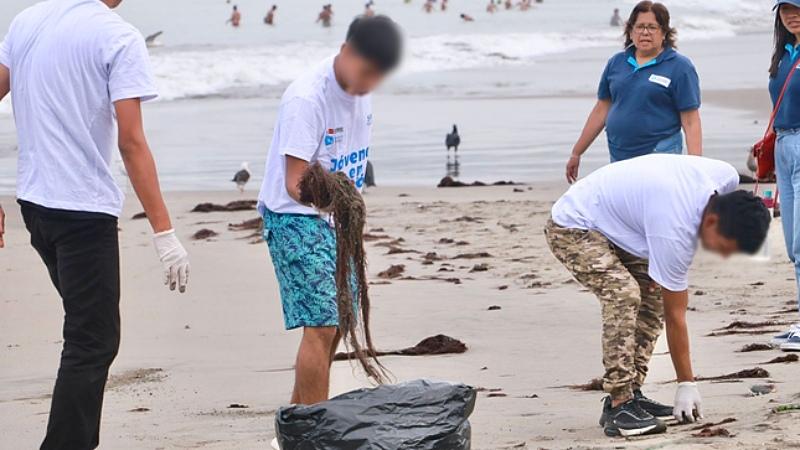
[[271, 438, 280, 450], [780, 331, 800, 352], [772, 323, 800, 345]]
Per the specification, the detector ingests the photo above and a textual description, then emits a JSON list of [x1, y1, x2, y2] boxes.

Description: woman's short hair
[[624, 1, 677, 49]]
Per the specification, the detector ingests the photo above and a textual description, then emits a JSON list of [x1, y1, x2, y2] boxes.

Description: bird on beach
[[232, 162, 251, 193], [446, 124, 461, 155], [145, 31, 163, 48]]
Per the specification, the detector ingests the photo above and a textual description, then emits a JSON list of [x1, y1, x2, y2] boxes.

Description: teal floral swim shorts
[[262, 209, 356, 330]]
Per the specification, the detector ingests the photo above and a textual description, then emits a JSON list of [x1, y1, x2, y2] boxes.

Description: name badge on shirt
[[648, 74, 671, 88]]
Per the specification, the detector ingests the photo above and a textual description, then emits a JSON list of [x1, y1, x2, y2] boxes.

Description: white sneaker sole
[[619, 423, 659, 437], [781, 342, 800, 352], [271, 438, 280, 450]]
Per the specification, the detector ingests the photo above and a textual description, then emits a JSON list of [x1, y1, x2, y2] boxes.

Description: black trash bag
[[275, 379, 477, 450]]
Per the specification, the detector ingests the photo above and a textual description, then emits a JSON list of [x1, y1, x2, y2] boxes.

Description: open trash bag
[[275, 379, 477, 450]]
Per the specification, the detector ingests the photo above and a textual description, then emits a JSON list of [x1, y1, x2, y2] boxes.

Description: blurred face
[[781, 4, 800, 35], [337, 44, 389, 96], [631, 11, 665, 53], [699, 213, 739, 257]]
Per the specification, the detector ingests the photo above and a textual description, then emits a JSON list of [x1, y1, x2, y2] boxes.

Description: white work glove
[[153, 229, 190, 293], [674, 381, 703, 423]]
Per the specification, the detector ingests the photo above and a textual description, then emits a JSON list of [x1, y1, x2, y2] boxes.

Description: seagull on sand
[[232, 162, 251, 193]]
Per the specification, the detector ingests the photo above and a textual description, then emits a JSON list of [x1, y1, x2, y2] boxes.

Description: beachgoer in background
[[257, 14, 402, 409], [317, 4, 333, 27], [769, 0, 800, 351], [364, 1, 375, 17], [441, 0, 449, 12], [611, 8, 623, 26], [227, 5, 241, 27], [547, 155, 770, 437], [424, 0, 434, 13], [566, 1, 702, 183], [460, 13, 474, 22], [487, 0, 497, 13], [519, 0, 532, 11], [265, 4, 277, 25], [505, 0, 513, 10], [0, 0, 190, 448]]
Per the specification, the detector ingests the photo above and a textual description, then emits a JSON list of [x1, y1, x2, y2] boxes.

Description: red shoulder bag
[[752, 59, 800, 180]]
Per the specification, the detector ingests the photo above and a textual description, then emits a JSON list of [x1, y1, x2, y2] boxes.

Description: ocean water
[[0, 0, 780, 191], [0, 0, 772, 101]]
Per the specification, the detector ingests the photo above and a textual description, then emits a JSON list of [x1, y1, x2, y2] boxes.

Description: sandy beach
[[1, 183, 798, 450]]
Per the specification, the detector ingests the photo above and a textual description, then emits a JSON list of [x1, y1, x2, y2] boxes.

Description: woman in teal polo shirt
[[565, 1, 702, 183], [769, 0, 800, 351]]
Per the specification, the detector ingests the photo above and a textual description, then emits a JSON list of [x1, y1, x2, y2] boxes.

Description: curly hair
[[623, 1, 677, 50]]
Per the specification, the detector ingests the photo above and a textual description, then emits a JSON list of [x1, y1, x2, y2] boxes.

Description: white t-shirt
[[551, 155, 739, 292], [258, 57, 372, 216], [0, 0, 158, 217]]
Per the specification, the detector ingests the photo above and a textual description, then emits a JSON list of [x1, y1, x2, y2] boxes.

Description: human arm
[[663, 289, 694, 382], [0, 63, 9, 248], [285, 155, 310, 203], [673, 64, 702, 156], [277, 97, 324, 202], [116, 99, 172, 233], [663, 288, 703, 422], [115, 98, 189, 292], [566, 99, 610, 183], [648, 233, 703, 422], [681, 109, 703, 156]]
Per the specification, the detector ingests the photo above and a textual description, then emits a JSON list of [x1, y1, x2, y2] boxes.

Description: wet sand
[[1, 184, 799, 449]]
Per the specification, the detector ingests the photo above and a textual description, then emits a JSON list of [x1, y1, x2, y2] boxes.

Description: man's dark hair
[[708, 190, 771, 254], [346, 15, 403, 72]]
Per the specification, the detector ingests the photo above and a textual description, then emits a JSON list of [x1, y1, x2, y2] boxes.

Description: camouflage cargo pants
[[544, 219, 664, 401]]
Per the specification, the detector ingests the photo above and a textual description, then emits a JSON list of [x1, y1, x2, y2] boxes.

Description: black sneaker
[[599, 396, 612, 426], [633, 389, 674, 421], [603, 399, 667, 437]]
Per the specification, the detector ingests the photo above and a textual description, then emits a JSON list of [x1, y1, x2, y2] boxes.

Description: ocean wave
[[148, 19, 757, 102], [149, 31, 625, 101], [625, 0, 773, 32], [148, 42, 335, 101]]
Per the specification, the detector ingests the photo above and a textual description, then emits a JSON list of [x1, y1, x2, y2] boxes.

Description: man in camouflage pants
[[545, 155, 770, 438], [545, 222, 664, 401]]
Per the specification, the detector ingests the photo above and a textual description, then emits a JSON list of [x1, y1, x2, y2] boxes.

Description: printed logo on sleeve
[[648, 74, 671, 88], [366, 114, 373, 126]]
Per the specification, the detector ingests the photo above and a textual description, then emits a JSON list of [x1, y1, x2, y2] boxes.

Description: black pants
[[19, 201, 121, 450]]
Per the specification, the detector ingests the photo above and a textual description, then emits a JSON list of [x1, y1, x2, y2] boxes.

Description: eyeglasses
[[633, 24, 661, 35]]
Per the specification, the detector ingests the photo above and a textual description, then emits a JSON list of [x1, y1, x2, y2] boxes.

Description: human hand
[[153, 229, 190, 293], [674, 381, 703, 423], [566, 155, 581, 184]]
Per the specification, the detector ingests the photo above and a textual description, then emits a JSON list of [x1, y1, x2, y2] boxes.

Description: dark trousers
[[19, 201, 121, 450]]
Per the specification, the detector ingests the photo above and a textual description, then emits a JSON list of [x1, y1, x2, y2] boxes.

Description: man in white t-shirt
[[545, 155, 770, 438], [0, 1, 190, 448], [257, 15, 402, 409]]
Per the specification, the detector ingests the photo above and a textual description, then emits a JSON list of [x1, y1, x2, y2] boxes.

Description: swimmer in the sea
[[265, 5, 277, 25], [227, 5, 241, 27]]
